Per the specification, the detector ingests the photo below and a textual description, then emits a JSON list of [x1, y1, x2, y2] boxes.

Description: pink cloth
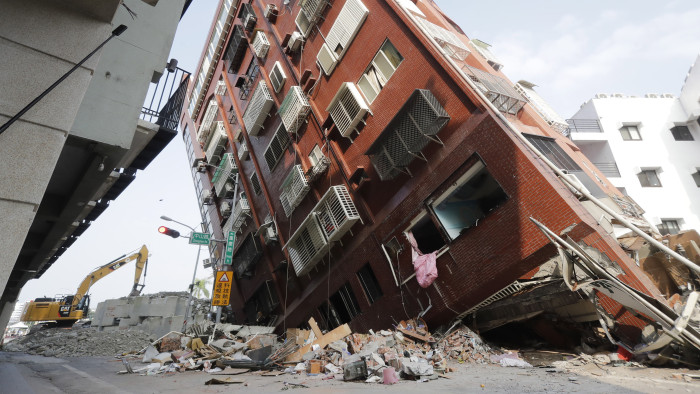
[[406, 232, 438, 288]]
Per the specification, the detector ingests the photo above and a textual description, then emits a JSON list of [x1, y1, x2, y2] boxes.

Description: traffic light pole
[[183, 244, 201, 331]]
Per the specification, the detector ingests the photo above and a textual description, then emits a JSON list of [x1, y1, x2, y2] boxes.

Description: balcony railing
[[461, 65, 525, 115], [565, 119, 602, 134], [141, 65, 190, 131], [593, 162, 621, 178]]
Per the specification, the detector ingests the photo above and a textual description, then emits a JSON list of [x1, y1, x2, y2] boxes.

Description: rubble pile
[[3, 326, 153, 357], [113, 317, 511, 384]]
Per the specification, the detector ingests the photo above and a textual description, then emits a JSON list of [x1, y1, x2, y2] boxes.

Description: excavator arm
[[71, 245, 149, 310]]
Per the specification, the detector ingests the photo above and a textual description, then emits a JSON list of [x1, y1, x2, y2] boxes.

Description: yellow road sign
[[212, 271, 232, 306]]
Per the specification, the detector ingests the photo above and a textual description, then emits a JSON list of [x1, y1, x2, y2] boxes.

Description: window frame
[[523, 133, 581, 172], [357, 39, 403, 104], [620, 124, 642, 141], [658, 219, 681, 235], [637, 169, 662, 187], [250, 172, 262, 195], [356, 263, 383, 305], [671, 125, 694, 141]]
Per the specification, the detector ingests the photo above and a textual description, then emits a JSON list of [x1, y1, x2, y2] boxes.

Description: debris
[[142, 345, 158, 363], [343, 359, 368, 381], [204, 377, 245, 385], [383, 366, 399, 384]]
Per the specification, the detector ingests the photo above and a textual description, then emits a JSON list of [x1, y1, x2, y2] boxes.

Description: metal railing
[[141, 62, 190, 130], [565, 119, 602, 134], [593, 162, 621, 178]]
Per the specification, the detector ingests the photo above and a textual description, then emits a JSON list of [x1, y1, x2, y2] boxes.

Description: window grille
[[224, 25, 247, 73], [523, 133, 581, 172], [264, 123, 291, 171], [251, 31, 270, 58], [250, 173, 262, 195], [413, 16, 470, 60], [327, 82, 370, 138], [470, 39, 503, 71], [296, 0, 329, 37], [279, 86, 311, 135], [230, 194, 251, 232], [212, 153, 237, 197], [215, 80, 227, 96], [197, 100, 219, 145], [232, 232, 263, 278], [205, 121, 228, 163], [462, 65, 526, 114], [279, 165, 310, 217], [242, 81, 274, 136], [269, 62, 287, 93], [366, 89, 449, 180]]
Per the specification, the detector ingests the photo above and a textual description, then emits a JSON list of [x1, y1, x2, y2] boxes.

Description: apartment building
[[0, 0, 189, 333], [568, 54, 700, 235], [180, 0, 664, 340]]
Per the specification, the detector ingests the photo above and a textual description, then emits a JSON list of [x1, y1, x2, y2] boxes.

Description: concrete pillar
[[0, 300, 17, 337]]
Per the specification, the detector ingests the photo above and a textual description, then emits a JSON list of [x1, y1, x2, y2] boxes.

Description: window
[[638, 169, 661, 187], [620, 125, 641, 141], [357, 40, 403, 103], [523, 133, 581, 171], [250, 173, 262, 195], [264, 123, 290, 171], [431, 160, 508, 240], [671, 125, 694, 141], [693, 169, 700, 187], [658, 219, 681, 235], [318, 283, 360, 330], [407, 214, 446, 253], [357, 264, 383, 305]]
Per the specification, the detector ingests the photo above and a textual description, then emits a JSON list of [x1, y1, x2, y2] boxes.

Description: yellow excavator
[[21, 245, 149, 327]]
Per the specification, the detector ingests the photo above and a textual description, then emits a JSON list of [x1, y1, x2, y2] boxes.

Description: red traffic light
[[157, 226, 180, 238]]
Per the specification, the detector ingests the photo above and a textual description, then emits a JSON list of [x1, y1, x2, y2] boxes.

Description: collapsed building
[[178, 0, 700, 365]]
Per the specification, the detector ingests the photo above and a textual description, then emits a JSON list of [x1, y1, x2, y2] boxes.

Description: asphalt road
[[1, 351, 696, 393]]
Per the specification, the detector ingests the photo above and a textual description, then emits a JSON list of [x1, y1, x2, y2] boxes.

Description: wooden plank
[[285, 324, 352, 362], [308, 317, 323, 340]]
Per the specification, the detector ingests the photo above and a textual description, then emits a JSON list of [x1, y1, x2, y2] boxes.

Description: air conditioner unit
[[238, 142, 249, 160], [265, 4, 278, 20], [663, 93, 674, 98], [645, 93, 658, 98], [202, 258, 212, 269], [202, 190, 214, 205], [595, 93, 608, 99], [269, 62, 287, 93], [252, 31, 270, 59], [317, 43, 338, 75], [242, 81, 274, 136], [223, 181, 236, 198], [327, 82, 370, 138], [287, 31, 303, 52], [220, 201, 232, 217], [243, 13, 257, 31], [215, 80, 226, 95], [612, 93, 624, 98], [264, 225, 278, 244], [196, 161, 208, 173]]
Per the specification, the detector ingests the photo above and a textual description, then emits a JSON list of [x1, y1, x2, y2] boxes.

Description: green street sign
[[223, 231, 236, 265], [189, 232, 210, 245]]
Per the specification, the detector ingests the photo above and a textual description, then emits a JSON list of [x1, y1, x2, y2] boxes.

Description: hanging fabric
[[406, 231, 438, 288]]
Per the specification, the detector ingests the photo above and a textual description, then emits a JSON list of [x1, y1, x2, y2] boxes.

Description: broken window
[[658, 219, 681, 235], [407, 214, 446, 253], [430, 160, 508, 240], [232, 232, 263, 279], [637, 169, 661, 187], [620, 125, 641, 141], [357, 40, 403, 104], [523, 133, 581, 172], [318, 283, 360, 330], [357, 263, 383, 304], [244, 280, 279, 324], [671, 125, 694, 141]]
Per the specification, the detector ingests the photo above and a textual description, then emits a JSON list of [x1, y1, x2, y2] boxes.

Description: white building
[[568, 54, 700, 235]]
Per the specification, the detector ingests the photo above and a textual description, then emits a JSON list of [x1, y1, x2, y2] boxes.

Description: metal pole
[[183, 244, 201, 331]]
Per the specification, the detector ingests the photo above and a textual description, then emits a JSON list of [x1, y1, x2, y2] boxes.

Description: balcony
[[461, 65, 525, 115], [566, 119, 602, 133], [593, 162, 621, 178]]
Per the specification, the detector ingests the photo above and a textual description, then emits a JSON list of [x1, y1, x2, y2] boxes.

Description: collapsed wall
[[93, 292, 210, 338]]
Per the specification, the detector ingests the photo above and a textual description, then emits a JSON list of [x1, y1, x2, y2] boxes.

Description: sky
[[16, 0, 700, 308]]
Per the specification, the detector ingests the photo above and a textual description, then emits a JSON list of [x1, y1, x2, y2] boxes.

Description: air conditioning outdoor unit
[[252, 31, 270, 59], [220, 201, 232, 217], [202, 190, 214, 205], [244, 13, 257, 31], [223, 181, 236, 199], [265, 4, 278, 20], [327, 82, 370, 138], [287, 31, 303, 52], [202, 258, 212, 269], [196, 161, 208, 173], [264, 224, 278, 244]]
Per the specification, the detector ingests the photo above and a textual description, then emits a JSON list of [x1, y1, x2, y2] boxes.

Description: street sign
[[211, 271, 232, 306], [223, 231, 235, 265], [189, 232, 210, 245]]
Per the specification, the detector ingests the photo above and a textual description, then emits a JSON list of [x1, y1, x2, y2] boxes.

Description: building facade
[[568, 54, 700, 235], [180, 0, 665, 339], [0, 0, 189, 333]]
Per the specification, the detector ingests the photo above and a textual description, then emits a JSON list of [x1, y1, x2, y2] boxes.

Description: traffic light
[[158, 226, 180, 238]]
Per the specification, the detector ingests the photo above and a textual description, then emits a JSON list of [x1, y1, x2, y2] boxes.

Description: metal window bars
[[242, 80, 273, 136], [279, 165, 311, 217], [461, 65, 526, 115], [279, 86, 311, 135]]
